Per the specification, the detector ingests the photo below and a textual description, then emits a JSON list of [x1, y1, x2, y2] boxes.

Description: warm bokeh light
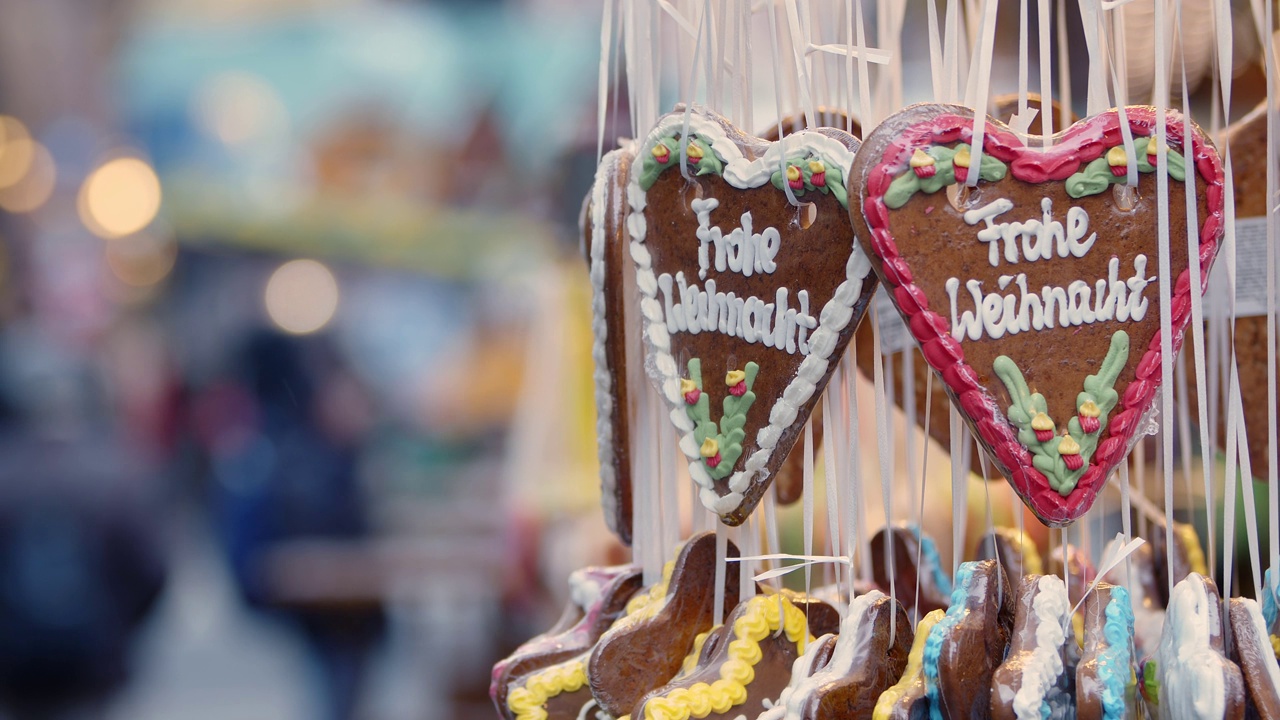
[[0, 141, 56, 213], [264, 259, 339, 335], [105, 231, 178, 288], [0, 117, 34, 189], [79, 157, 163, 238], [192, 72, 288, 147]]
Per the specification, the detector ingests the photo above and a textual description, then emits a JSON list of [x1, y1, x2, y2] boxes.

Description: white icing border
[[1156, 575, 1227, 720], [1012, 575, 1070, 720], [627, 110, 872, 517], [588, 147, 628, 536]]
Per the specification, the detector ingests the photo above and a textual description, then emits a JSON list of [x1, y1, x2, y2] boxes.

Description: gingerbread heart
[[990, 574, 1076, 720], [1227, 597, 1280, 719], [629, 107, 876, 525], [584, 145, 637, 545], [855, 98, 1075, 476], [850, 104, 1225, 526], [1075, 582, 1138, 720]]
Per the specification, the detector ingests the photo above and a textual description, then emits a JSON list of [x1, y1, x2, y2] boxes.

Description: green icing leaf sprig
[[884, 143, 1008, 209], [769, 156, 848, 208], [636, 133, 849, 208], [681, 358, 758, 481], [993, 331, 1130, 496], [638, 136, 722, 190], [1065, 136, 1187, 199]]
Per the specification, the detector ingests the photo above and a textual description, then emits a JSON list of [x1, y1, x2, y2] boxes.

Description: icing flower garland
[[506, 657, 588, 720], [681, 359, 759, 480], [883, 143, 1009, 209], [637, 132, 849, 208], [1065, 137, 1187, 199], [993, 330, 1130, 496]]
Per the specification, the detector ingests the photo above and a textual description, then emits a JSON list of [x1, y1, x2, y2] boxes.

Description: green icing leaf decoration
[[684, 358, 759, 480], [637, 136, 724, 190], [993, 331, 1130, 496], [883, 144, 1007, 209], [1065, 137, 1187, 199]]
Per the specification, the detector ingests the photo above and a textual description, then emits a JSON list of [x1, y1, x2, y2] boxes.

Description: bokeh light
[[264, 259, 339, 335], [78, 157, 162, 239], [0, 117, 34, 189], [0, 140, 56, 213], [192, 72, 288, 147]]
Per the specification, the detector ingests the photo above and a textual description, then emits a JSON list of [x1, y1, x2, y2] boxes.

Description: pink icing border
[[860, 107, 1224, 526]]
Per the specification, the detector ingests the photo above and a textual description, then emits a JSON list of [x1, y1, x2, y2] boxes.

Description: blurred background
[[0, 0, 620, 718]]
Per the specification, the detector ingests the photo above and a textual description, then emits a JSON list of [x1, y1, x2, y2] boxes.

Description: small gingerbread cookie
[[870, 524, 953, 618], [1076, 582, 1138, 720], [492, 565, 642, 714], [1151, 519, 1209, 608], [584, 145, 637, 544], [990, 574, 1076, 720], [849, 103, 1225, 526], [1047, 543, 1098, 607], [1149, 574, 1246, 720], [1099, 536, 1165, 660], [924, 559, 1017, 719], [975, 526, 1045, 586], [873, 608, 947, 720], [1227, 597, 1280, 719], [632, 593, 817, 719], [762, 590, 914, 719], [587, 532, 742, 716], [629, 107, 876, 525]]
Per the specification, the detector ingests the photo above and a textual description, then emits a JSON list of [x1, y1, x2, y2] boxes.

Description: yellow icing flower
[[785, 165, 802, 182], [1107, 146, 1128, 167], [808, 159, 825, 173], [1032, 411, 1055, 442], [952, 146, 971, 168], [1079, 400, 1100, 418], [910, 148, 935, 168], [652, 143, 671, 163], [680, 378, 698, 395], [686, 143, 704, 161], [725, 370, 746, 387], [700, 437, 720, 458], [1059, 435, 1081, 455]]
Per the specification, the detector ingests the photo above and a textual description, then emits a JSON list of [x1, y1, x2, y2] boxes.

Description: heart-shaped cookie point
[[850, 103, 1225, 527], [629, 107, 876, 526]]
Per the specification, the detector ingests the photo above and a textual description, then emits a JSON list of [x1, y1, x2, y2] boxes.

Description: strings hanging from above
[[495, 0, 1280, 718]]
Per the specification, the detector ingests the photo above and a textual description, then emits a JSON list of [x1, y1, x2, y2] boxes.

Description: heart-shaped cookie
[[629, 107, 876, 525], [850, 104, 1225, 526], [584, 146, 636, 544], [851, 98, 1076, 478]]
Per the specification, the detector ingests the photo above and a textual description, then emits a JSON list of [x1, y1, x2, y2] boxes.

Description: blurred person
[[198, 329, 382, 720], [0, 327, 167, 720]]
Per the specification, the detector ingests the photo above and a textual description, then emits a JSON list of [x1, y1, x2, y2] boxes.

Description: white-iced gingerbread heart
[[628, 107, 875, 525], [850, 104, 1225, 526]]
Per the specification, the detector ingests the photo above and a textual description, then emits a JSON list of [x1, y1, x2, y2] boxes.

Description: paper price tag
[[1205, 216, 1276, 319]]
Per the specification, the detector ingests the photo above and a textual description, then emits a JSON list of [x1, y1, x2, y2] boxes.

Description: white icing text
[[657, 272, 819, 355], [693, 197, 781, 280]]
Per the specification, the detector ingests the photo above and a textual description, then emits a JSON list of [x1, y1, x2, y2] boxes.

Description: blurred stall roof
[[115, 2, 600, 275]]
